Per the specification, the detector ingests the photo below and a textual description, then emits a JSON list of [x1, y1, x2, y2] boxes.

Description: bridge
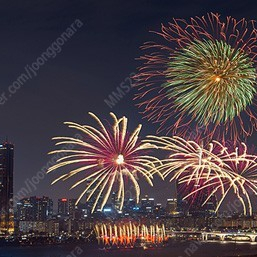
[[168, 231, 257, 242], [201, 232, 257, 242]]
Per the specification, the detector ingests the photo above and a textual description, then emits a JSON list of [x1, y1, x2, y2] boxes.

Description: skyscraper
[[36, 196, 53, 221], [58, 198, 69, 216], [85, 178, 103, 213], [141, 195, 155, 213], [17, 196, 53, 221], [166, 198, 177, 215], [68, 199, 77, 218], [16, 198, 34, 221], [0, 142, 14, 235]]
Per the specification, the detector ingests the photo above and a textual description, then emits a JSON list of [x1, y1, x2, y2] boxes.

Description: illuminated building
[[166, 198, 177, 215], [141, 195, 155, 213], [0, 142, 14, 235], [153, 203, 164, 217], [36, 196, 53, 221], [85, 178, 103, 213], [58, 198, 69, 216], [16, 198, 34, 221], [17, 196, 53, 221], [124, 198, 137, 212], [68, 199, 77, 218]]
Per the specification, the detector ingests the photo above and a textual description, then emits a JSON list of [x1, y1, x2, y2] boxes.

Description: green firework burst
[[164, 40, 256, 125]]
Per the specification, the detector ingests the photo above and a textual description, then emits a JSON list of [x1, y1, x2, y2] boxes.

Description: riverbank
[[1, 241, 257, 257]]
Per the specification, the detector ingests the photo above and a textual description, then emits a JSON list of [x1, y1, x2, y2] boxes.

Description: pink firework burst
[[47, 113, 160, 213], [146, 136, 257, 216], [145, 136, 225, 213], [202, 142, 257, 216]]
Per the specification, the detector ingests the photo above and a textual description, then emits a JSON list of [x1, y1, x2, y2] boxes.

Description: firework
[[47, 113, 160, 213], [145, 136, 224, 180], [146, 136, 257, 215], [201, 143, 257, 216], [145, 136, 226, 210], [95, 222, 166, 247], [134, 13, 257, 141]]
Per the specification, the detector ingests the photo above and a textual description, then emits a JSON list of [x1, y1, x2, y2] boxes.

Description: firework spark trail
[[203, 143, 257, 215], [144, 135, 225, 182], [144, 136, 227, 210], [47, 112, 161, 213], [95, 223, 167, 246], [134, 13, 257, 142], [145, 136, 257, 216]]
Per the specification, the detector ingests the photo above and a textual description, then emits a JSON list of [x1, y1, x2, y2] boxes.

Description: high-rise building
[[68, 199, 77, 218], [16, 198, 34, 221], [17, 196, 53, 221], [124, 198, 137, 212], [153, 203, 164, 217], [85, 178, 103, 213], [36, 196, 53, 221], [0, 142, 14, 235], [58, 198, 69, 216], [141, 195, 155, 213], [46, 197, 53, 218], [166, 198, 177, 215]]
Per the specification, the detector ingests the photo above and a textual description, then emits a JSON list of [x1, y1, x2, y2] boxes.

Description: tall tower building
[[36, 196, 53, 221], [68, 199, 77, 218], [58, 198, 69, 216], [0, 142, 14, 235], [85, 178, 103, 213]]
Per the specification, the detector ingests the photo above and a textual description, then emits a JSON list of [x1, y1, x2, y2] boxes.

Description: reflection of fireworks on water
[[145, 136, 257, 216], [95, 223, 166, 246], [134, 13, 257, 141], [47, 113, 161, 213]]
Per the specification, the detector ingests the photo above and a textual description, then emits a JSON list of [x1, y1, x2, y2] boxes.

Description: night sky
[[1, 0, 257, 208]]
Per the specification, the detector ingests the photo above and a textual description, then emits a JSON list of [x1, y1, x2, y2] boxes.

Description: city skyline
[[0, 135, 254, 241], [3, 130, 257, 215]]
